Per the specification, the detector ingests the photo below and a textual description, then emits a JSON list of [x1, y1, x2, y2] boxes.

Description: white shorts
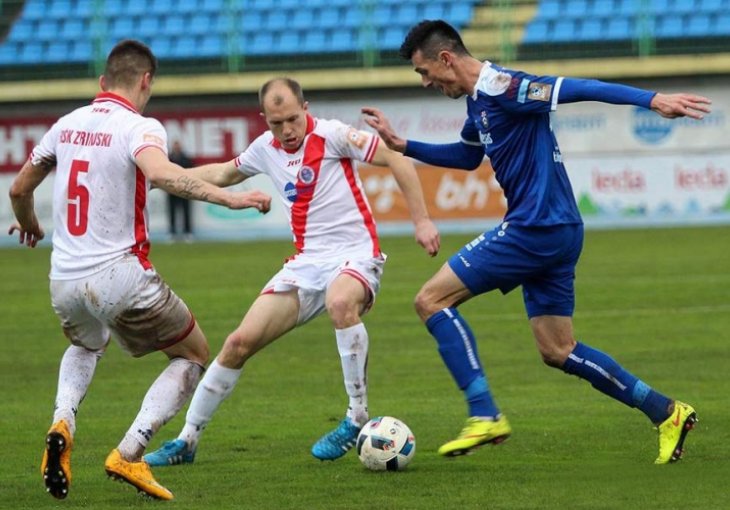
[[262, 253, 387, 325], [50, 255, 194, 357]]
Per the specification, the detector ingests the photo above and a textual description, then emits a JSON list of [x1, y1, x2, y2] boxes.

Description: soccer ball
[[356, 416, 415, 471]]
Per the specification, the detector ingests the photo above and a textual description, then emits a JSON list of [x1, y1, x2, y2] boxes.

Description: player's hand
[[414, 218, 440, 257], [8, 222, 45, 248], [650, 93, 712, 120], [361, 107, 407, 153], [228, 190, 272, 213]]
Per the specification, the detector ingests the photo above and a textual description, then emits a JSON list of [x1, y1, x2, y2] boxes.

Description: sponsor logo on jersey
[[481, 69, 512, 96], [143, 133, 165, 146], [346, 127, 368, 149], [527, 83, 552, 102], [284, 182, 298, 202]]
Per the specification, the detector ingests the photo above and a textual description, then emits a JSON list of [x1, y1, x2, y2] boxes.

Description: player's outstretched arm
[[136, 147, 271, 212], [370, 141, 440, 257], [361, 107, 407, 153], [650, 93, 712, 119], [187, 160, 247, 187], [8, 159, 51, 247]]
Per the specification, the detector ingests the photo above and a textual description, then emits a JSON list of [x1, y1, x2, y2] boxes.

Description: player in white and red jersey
[[144, 77, 440, 468], [8, 40, 271, 501]]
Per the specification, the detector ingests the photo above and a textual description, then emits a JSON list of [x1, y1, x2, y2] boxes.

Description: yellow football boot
[[104, 449, 174, 500], [41, 420, 73, 499], [655, 401, 697, 464], [438, 415, 512, 457]]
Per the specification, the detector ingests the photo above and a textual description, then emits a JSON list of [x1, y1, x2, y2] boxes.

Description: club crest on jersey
[[480, 111, 489, 129], [298, 166, 316, 185], [346, 127, 367, 149], [527, 82, 552, 102]]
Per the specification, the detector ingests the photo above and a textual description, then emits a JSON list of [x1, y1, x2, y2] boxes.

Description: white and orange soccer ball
[[356, 416, 415, 471]]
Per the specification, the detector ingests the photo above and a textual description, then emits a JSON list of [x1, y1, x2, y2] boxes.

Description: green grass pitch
[[1, 226, 728, 509]]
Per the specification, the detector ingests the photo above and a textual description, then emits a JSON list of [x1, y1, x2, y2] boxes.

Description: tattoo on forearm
[[163, 175, 210, 201]]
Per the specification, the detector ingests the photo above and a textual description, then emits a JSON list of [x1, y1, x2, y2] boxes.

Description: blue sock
[[426, 308, 499, 418], [562, 342, 672, 423]]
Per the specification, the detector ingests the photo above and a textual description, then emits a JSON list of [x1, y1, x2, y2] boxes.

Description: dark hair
[[399, 20, 470, 61], [104, 39, 157, 89], [258, 77, 305, 109]]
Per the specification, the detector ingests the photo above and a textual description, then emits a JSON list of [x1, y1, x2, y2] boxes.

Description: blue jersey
[[461, 63, 582, 226]]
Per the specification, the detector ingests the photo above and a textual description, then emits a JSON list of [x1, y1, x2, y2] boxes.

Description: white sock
[[118, 358, 203, 461], [178, 358, 242, 450], [336, 323, 369, 427], [53, 345, 103, 436]]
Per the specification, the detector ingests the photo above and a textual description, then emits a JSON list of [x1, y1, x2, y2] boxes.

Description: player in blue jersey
[[363, 19, 711, 464]]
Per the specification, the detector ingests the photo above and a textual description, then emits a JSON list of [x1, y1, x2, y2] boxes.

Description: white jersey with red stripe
[[235, 115, 381, 259], [30, 92, 167, 280]]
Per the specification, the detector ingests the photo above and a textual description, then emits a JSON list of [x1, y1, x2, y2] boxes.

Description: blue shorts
[[448, 222, 584, 318]]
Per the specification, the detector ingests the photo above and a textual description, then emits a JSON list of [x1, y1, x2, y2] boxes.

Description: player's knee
[[537, 342, 572, 368], [326, 296, 360, 328], [413, 288, 437, 322], [220, 331, 255, 366]]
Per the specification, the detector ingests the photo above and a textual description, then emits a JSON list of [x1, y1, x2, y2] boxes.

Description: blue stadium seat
[[446, 4, 473, 25], [69, 40, 92, 62], [381, 26, 406, 50], [423, 4, 446, 20], [241, 12, 264, 32], [36, 19, 60, 42], [177, 0, 200, 14], [395, 5, 418, 25], [291, 10, 314, 30], [46, 41, 73, 63], [7, 20, 35, 42], [710, 12, 730, 34], [564, 0, 590, 18], [698, 0, 724, 12], [302, 31, 328, 53], [577, 18, 604, 41], [605, 17, 632, 39], [266, 11, 289, 31], [0, 42, 19, 65], [523, 20, 550, 43], [538, 0, 561, 19], [102, 0, 125, 17], [277, 31, 301, 54], [189, 14, 213, 36], [686, 14, 711, 36], [21, 0, 46, 21], [149, 36, 173, 59], [343, 8, 364, 28], [170, 37, 197, 58], [249, 32, 275, 55], [318, 8, 342, 29], [126, 1, 148, 16], [592, 0, 616, 17], [199, 34, 223, 57], [137, 17, 161, 38], [616, 0, 637, 16], [110, 18, 135, 39], [150, 0, 175, 15], [19, 41, 44, 64], [552, 19, 576, 41], [656, 15, 684, 37], [73, 0, 93, 18], [331, 29, 355, 52], [200, 0, 224, 12], [161, 15, 186, 36], [48, 0, 72, 20]]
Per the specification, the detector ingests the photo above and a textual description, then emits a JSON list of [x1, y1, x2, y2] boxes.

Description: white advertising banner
[[1, 80, 728, 248]]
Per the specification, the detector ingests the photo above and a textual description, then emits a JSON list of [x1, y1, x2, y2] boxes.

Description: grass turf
[[1, 227, 728, 509]]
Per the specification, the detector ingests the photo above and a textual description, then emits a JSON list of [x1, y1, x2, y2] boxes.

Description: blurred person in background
[[8, 39, 270, 501], [363, 19, 711, 464], [167, 140, 195, 242], [144, 77, 440, 468]]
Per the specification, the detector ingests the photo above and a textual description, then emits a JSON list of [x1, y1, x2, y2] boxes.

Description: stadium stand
[[1, 0, 729, 98]]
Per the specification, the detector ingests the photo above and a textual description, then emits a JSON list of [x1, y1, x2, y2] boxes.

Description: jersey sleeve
[[328, 120, 379, 163], [476, 66, 563, 114], [30, 120, 61, 167], [129, 118, 168, 159], [233, 135, 266, 177], [459, 117, 482, 146]]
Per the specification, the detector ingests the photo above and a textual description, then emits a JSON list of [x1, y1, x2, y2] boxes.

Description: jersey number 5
[[68, 159, 90, 236]]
